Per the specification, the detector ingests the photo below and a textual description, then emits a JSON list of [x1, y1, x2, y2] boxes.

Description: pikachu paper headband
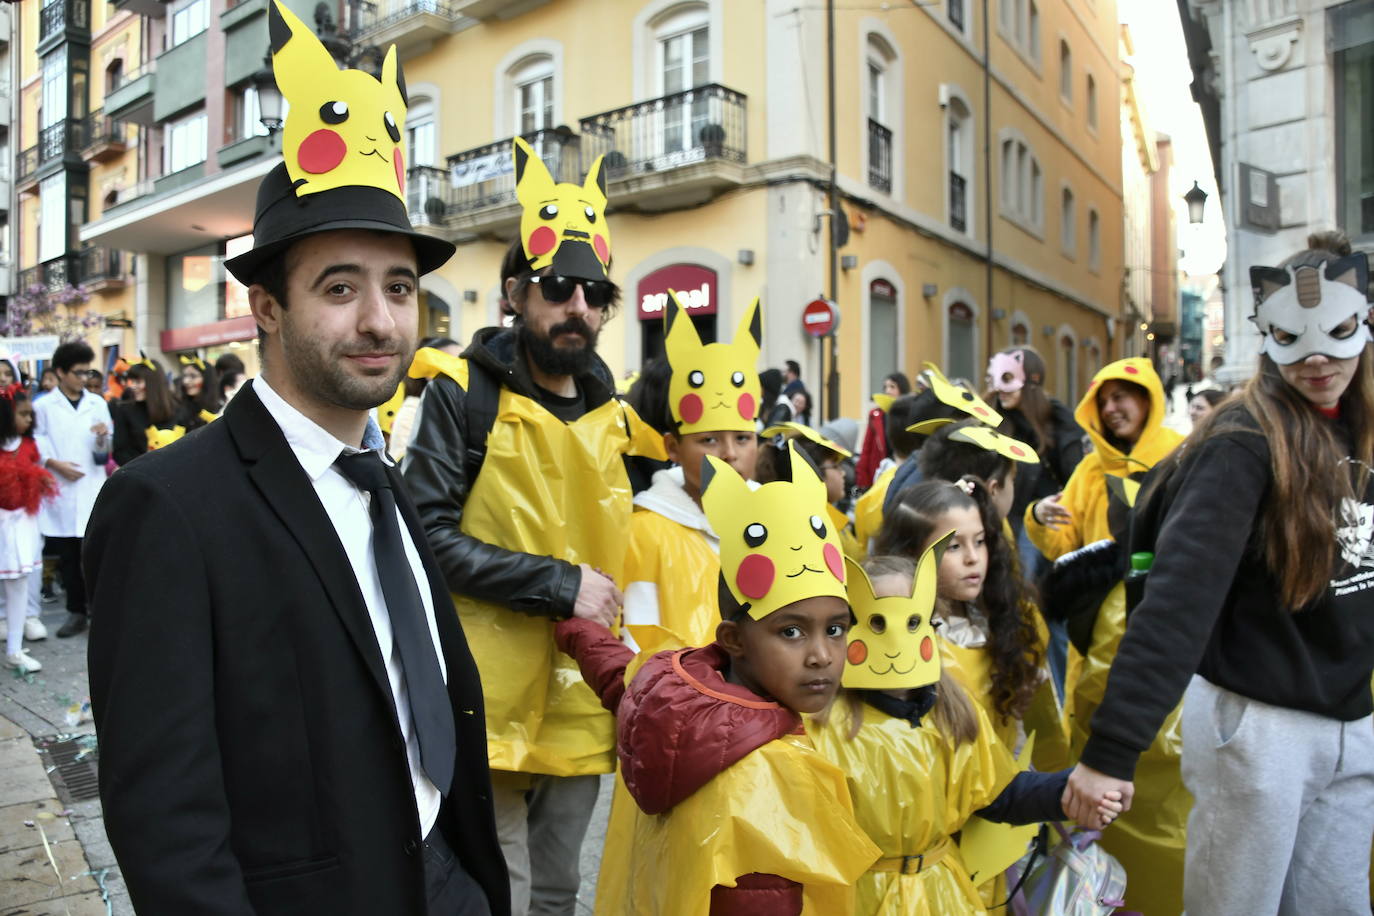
[[843, 536, 950, 690], [665, 294, 762, 434], [514, 137, 611, 281], [701, 443, 847, 620]]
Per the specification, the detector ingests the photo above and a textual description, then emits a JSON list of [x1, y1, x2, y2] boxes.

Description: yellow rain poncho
[[1023, 357, 1187, 915], [807, 695, 1019, 915], [422, 352, 665, 776], [622, 503, 720, 655], [854, 464, 897, 551]]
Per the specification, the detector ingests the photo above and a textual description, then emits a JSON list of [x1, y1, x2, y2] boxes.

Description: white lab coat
[[35, 390, 112, 539]]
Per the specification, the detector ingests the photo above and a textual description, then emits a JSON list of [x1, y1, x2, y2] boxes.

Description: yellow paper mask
[[514, 136, 611, 280], [665, 294, 762, 434], [906, 417, 955, 437], [842, 535, 948, 690], [701, 443, 847, 620], [145, 425, 187, 451], [759, 422, 853, 459], [270, 1, 408, 201], [947, 424, 1040, 464], [377, 381, 406, 435], [923, 362, 1003, 426], [871, 393, 895, 413]]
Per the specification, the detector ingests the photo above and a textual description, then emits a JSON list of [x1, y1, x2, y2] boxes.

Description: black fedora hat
[[224, 162, 456, 286]]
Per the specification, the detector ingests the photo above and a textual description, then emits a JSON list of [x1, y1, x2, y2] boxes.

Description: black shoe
[[56, 614, 88, 638]]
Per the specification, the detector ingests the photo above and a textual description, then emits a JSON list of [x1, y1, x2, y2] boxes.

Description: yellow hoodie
[[1025, 357, 1188, 916], [1023, 357, 1183, 559]]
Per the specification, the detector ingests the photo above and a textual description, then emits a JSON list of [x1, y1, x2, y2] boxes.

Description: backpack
[[460, 359, 502, 484]]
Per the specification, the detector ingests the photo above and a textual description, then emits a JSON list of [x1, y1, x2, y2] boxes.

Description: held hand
[[47, 459, 85, 482], [90, 422, 110, 437], [1062, 764, 1133, 829], [573, 564, 622, 629], [1034, 493, 1073, 529]]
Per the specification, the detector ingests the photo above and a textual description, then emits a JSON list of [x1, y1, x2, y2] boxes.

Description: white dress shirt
[[254, 376, 446, 837]]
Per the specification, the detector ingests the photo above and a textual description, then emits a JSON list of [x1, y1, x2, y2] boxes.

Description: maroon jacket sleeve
[[554, 618, 635, 714], [710, 874, 803, 916]]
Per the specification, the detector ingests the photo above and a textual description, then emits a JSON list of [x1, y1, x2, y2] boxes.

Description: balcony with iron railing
[[444, 127, 582, 229], [104, 59, 157, 127], [950, 171, 967, 233], [79, 247, 128, 293], [347, 0, 466, 53], [867, 118, 892, 195], [38, 119, 85, 168], [16, 146, 38, 193], [19, 255, 82, 294], [81, 110, 131, 163], [39, 0, 90, 51], [406, 165, 455, 229]]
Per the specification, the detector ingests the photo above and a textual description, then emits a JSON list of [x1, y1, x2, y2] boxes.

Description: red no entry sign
[[802, 298, 839, 338]]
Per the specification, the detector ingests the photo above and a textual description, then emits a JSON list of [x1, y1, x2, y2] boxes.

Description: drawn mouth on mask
[[785, 564, 824, 578], [359, 148, 391, 163], [867, 658, 918, 676]]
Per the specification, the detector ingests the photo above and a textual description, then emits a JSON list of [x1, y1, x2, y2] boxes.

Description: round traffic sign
[[802, 298, 839, 338]]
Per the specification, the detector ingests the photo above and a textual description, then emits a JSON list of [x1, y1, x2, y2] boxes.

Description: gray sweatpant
[[1180, 675, 1374, 915], [491, 770, 601, 916]]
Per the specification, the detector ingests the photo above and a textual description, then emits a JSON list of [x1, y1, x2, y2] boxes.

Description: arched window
[[1086, 73, 1098, 130], [407, 95, 435, 167], [1061, 185, 1076, 256], [1058, 329, 1078, 403], [945, 88, 973, 233], [510, 56, 554, 136], [868, 278, 899, 395], [1088, 207, 1102, 271], [1059, 39, 1072, 103], [865, 33, 898, 194], [1011, 320, 1029, 346], [655, 4, 710, 155], [105, 58, 123, 96], [999, 128, 1043, 233]]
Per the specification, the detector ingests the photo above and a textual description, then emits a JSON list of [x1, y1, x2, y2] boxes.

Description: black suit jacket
[[86, 383, 509, 916]]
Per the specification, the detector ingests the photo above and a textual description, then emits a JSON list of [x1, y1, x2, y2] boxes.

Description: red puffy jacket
[[555, 619, 807, 916]]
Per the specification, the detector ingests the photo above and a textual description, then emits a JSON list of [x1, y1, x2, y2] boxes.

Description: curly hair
[[875, 478, 1043, 723]]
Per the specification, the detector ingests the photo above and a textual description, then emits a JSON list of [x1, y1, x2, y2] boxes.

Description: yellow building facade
[[68, 0, 1125, 415]]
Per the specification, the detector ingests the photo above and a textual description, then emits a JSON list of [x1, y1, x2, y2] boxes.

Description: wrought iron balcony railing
[[79, 247, 125, 285], [868, 118, 892, 195], [348, 0, 459, 39], [40, 0, 89, 40], [445, 127, 582, 213], [38, 120, 83, 166], [16, 146, 38, 184], [406, 165, 454, 227], [80, 109, 130, 153], [950, 171, 967, 233], [579, 84, 747, 178], [19, 255, 81, 293]]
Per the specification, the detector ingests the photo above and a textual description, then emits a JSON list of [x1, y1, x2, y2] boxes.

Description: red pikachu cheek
[[736, 554, 775, 600], [972, 405, 990, 418], [920, 636, 933, 661], [528, 226, 557, 257], [847, 640, 868, 665], [1009, 444, 1028, 458], [678, 393, 703, 424], [394, 146, 405, 194], [737, 392, 756, 421], [1124, 364, 1140, 375], [299, 129, 347, 174], [594, 234, 610, 263], [823, 543, 844, 582]]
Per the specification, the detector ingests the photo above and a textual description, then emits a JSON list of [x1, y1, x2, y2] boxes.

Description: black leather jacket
[[401, 326, 620, 619]]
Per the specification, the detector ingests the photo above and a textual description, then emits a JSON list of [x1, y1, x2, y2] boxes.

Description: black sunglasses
[[530, 274, 615, 308]]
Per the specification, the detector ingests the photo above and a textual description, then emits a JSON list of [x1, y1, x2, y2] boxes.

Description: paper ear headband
[[1249, 254, 1372, 365], [514, 136, 611, 281], [947, 424, 1040, 464], [872, 393, 895, 413], [759, 422, 853, 459], [843, 533, 951, 690], [922, 362, 1003, 426], [665, 294, 762, 434], [701, 442, 847, 620], [128, 352, 156, 371], [270, 0, 409, 201], [179, 354, 208, 372]]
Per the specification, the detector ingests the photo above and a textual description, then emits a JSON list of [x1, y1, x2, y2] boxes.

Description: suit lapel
[[227, 384, 395, 707]]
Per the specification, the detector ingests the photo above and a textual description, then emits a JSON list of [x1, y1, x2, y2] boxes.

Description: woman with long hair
[[113, 359, 181, 466], [174, 354, 221, 431], [1067, 232, 1374, 914]]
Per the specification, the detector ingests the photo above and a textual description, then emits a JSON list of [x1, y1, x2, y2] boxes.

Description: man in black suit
[[84, 7, 508, 913]]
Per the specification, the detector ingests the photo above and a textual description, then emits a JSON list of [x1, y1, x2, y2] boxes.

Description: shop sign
[[637, 264, 719, 320]]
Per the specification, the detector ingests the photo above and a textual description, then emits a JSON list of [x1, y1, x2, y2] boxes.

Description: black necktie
[[334, 450, 455, 796]]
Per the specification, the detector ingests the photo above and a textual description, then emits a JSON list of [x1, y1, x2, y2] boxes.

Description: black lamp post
[[252, 54, 284, 134], [1184, 180, 1208, 225]]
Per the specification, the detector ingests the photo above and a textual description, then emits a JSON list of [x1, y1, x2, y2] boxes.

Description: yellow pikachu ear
[[381, 45, 404, 106], [513, 136, 556, 206], [583, 153, 608, 199], [914, 530, 954, 601], [843, 556, 877, 606], [923, 361, 1003, 426], [787, 440, 828, 493], [734, 297, 763, 352], [664, 289, 704, 355], [700, 453, 751, 511], [269, 1, 337, 103]]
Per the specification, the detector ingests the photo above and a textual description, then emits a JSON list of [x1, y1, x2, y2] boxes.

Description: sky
[[1118, 0, 1228, 279]]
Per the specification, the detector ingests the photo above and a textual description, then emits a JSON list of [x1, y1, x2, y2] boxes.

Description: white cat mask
[[1250, 254, 1371, 365]]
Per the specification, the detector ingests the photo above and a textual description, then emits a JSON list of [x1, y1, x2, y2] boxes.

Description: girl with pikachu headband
[[807, 546, 1121, 915], [555, 443, 882, 914]]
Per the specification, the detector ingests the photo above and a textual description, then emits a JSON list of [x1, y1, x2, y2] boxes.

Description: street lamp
[[252, 55, 284, 133], [1184, 181, 1208, 224]]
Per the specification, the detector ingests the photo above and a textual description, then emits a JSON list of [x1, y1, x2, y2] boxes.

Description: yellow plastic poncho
[[422, 352, 666, 776], [1022, 358, 1188, 915], [807, 695, 1019, 915], [622, 506, 720, 655], [594, 734, 881, 916], [854, 464, 898, 552]]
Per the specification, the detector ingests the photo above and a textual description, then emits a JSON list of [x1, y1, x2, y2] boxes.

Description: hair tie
[[953, 477, 976, 495], [0, 382, 21, 401]]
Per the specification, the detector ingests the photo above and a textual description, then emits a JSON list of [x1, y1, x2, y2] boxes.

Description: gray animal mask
[[1250, 253, 1372, 365]]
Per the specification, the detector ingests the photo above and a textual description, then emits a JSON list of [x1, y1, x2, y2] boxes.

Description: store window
[[224, 234, 253, 318], [164, 109, 208, 175], [167, 243, 221, 330], [637, 263, 718, 361]]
